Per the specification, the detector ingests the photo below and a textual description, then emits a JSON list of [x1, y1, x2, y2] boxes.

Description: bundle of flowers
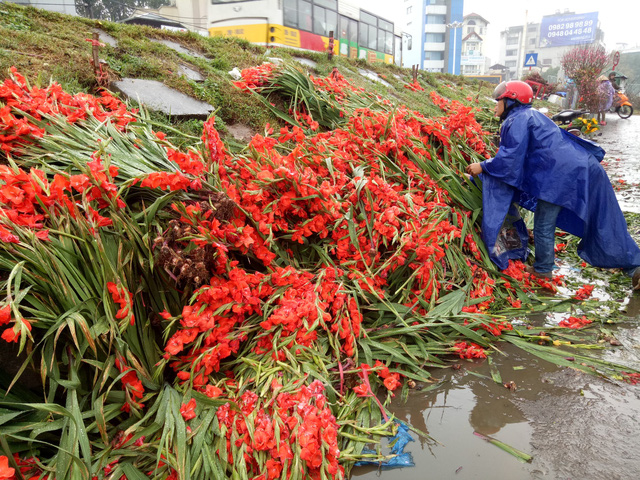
[[569, 116, 599, 136], [404, 80, 424, 92], [0, 66, 635, 480]]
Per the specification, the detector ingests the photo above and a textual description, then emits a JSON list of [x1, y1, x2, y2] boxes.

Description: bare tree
[[561, 45, 610, 113]]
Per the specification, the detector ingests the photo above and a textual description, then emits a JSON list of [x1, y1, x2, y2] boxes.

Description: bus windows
[[339, 15, 348, 39], [314, 0, 337, 8], [349, 19, 357, 44], [368, 24, 377, 50], [313, 6, 323, 34], [358, 22, 367, 47], [299, 1, 312, 32], [359, 10, 394, 54], [284, 0, 298, 28], [313, 5, 337, 36]]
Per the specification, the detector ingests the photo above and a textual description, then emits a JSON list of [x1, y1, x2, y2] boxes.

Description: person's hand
[[465, 163, 483, 177]]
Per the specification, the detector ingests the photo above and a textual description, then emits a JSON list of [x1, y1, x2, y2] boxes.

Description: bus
[[209, 0, 401, 65]]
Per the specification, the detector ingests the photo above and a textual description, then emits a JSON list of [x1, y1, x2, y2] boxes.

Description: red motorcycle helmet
[[493, 81, 534, 104]]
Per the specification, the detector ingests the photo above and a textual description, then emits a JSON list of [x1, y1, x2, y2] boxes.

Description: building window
[[543, 58, 552, 65], [425, 32, 445, 43], [425, 51, 444, 61], [467, 27, 475, 33], [506, 49, 517, 57], [407, 6, 412, 14], [505, 60, 517, 67], [507, 37, 519, 45], [528, 25, 537, 32], [529, 38, 536, 45], [467, 20, 476, 25], [426, 14, 446, 24]]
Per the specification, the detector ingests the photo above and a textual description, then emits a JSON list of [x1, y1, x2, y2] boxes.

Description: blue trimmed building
[[400, 0, 464, 73]]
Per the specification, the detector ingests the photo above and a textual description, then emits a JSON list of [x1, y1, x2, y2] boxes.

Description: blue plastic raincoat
[[479, 104, 640, 271]]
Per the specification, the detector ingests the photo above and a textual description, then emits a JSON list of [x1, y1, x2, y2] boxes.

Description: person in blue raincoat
[[465, 80, 640, 290]]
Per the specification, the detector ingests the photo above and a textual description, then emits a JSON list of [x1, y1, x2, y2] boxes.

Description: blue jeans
[[533, 200, 562, 273]]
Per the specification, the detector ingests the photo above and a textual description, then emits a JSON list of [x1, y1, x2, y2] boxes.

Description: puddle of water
[[352, 295, 640, 480], [352, 346, 556, 480]]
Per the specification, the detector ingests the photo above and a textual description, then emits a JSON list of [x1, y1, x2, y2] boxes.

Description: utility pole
[[519, 10, 528, 80], [446, 21, 463, 75]]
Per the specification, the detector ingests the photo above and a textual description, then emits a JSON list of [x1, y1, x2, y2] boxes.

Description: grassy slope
[[0, 2, 509, 143]]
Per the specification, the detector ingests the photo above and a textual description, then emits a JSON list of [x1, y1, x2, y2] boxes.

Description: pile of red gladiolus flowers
[[0, 65, 627, 480]]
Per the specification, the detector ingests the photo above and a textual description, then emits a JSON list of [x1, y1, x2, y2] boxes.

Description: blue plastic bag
[[354, 420, 415, 469]]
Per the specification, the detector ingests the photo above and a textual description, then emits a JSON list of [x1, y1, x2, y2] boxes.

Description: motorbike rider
[[466, 80, 640, 290], [608, 72, 621, 92]]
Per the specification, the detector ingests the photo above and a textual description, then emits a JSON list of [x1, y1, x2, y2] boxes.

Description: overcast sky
[[365, 0, 640, 63]]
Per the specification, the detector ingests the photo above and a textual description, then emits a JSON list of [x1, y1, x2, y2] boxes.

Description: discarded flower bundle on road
[[0, 65, 636, 480]]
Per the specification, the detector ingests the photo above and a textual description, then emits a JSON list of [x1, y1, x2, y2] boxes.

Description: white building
[[8, 0, 76, 15], [401, 0, 464, 73], [156, 0, 208, 35], [499, 11, 604, 81], [460, 12, 488, 76]]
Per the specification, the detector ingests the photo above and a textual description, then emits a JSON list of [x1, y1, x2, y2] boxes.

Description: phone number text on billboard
[[547, 28, 593, 38], [539, 12, 599, 47]]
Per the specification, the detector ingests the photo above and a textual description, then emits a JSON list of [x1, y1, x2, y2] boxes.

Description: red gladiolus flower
[[0, 225, 18, 244], [1, 326, 18, 343], [353, 382, 369, 396], [383, 373, 401, 391], [374, 359, 390, 379], [404, 80, 424, 92], [0, 305, 10, 326], [573, 284, 594, 300], [558, 315, 592, 329], [266, 459, 282, 480], [180, 398, 197, 421], [621, 372, 640, 385], [107, 282, 135, 326], [115, 357, 145, 411], [454, 341, 487, 359], [0, 455, 15, 479]]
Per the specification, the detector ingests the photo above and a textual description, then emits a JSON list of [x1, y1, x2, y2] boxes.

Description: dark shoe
[[525, 265, 553, 279], [633, 267, 640, 291]]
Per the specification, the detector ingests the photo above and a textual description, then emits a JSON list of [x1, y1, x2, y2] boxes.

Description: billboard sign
[[461, 55, 485, 66], [539, 12, 598, 48]]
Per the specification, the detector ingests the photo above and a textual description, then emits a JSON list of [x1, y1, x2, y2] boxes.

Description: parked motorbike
[[611, 91, 634, 119], [551, 109, 588, 137]]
